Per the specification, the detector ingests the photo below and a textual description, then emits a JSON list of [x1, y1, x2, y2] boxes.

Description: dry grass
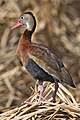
[[0, 83, 80, 119], [0, 0, 80, 119]]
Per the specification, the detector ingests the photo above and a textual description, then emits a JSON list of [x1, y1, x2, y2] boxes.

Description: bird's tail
[[61, 67, 76, 88]]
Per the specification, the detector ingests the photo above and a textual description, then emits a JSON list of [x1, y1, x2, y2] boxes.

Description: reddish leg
[[52, 82, 59, 102], [25, 80, 44, 104], [35, 80, 44, 100], [39, 84, 44, 101]]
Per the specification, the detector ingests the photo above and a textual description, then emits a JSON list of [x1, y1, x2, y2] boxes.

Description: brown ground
[[0, 0, 80, 114]]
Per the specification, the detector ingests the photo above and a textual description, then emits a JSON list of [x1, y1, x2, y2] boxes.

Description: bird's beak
[[11, 21, 22, 30]]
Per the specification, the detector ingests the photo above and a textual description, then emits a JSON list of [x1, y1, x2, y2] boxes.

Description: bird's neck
[[18, 29, 33, 49], [23, 29, 33, 42], [17, 29, 32, 64]]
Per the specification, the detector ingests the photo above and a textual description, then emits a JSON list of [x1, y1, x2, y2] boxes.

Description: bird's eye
[[20, 16, 24, 20]]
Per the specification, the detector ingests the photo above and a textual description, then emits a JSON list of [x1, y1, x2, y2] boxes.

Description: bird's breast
[[16, 43, 29, 67]]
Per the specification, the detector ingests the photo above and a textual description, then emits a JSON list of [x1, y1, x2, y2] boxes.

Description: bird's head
[[11, 12, 36, 33]]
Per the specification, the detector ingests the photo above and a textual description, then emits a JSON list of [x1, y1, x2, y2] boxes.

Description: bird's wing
[[27, 43, 75, 87]]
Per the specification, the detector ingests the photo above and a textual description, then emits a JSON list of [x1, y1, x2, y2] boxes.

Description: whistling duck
[[11, 12, 75, 102]]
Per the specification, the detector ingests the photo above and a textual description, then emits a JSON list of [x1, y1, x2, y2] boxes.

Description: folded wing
[[27, 43, 75, 88]]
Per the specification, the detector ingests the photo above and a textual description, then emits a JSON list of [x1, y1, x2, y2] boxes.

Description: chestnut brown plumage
[[11, 12, 76, 102]]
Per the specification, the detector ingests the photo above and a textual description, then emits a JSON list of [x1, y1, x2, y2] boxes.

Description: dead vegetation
[[0, 0, 80, 119], [0, 83, 80, 119]]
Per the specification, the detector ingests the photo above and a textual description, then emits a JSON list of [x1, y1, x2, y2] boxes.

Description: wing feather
[[27, 43, 75, 87]]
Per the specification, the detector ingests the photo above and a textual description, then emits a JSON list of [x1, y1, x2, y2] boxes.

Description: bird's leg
[[35, 80, 39, 92], [25, 81, 44, 105], [52, 82, 59, 102], [35, 80, 44, 101], [39, 81, 44, 101]]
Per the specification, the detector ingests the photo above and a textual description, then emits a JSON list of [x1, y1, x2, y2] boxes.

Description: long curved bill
[[11, 21, 22, 30]]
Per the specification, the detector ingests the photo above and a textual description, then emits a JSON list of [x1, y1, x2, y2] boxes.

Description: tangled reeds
[[0, 83, 80, 119], [0, 0, 80, 119]]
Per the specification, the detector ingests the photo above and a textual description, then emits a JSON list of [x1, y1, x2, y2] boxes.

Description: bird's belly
[[26, 58, 56, 83]]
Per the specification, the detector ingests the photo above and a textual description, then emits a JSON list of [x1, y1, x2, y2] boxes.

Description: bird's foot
[[48, 97, 56, 103], [24, 82, 45, 105], [24, 100, 45, 105], [24, 101, 35, 105]]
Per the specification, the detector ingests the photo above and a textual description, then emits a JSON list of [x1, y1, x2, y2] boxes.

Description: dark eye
[[20, 16, 24, 20]]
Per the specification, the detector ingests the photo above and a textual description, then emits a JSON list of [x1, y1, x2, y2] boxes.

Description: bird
[[11, 11, 76, 102]]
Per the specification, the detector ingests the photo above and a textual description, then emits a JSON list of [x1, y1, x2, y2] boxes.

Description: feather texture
[[27, 44, 75, 87]]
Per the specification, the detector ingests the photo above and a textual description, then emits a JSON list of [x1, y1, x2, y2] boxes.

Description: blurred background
[[0, 0, 80, 110]]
